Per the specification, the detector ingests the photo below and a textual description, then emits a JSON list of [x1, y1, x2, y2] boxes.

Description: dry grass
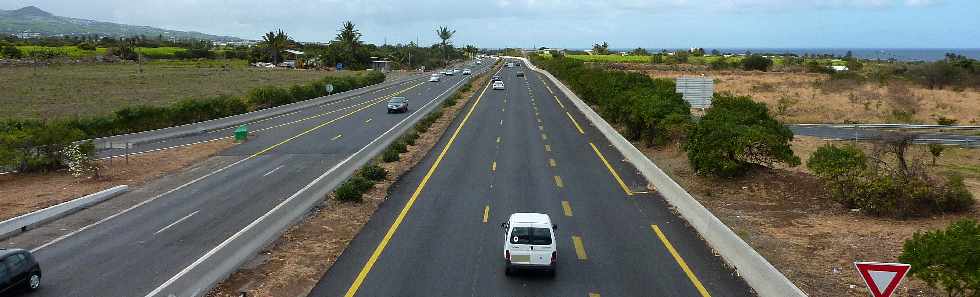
[[0, 139, 235, 221], [208, 66, 495, 297], [0, 60, 353, 120], [638, 68, 980, 124], [642, 137, 979, 297]]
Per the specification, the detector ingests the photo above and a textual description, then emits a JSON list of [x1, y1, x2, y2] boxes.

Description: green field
[[0, 60, 358, 120], [563, 54, 847, 67], [13, 46, 211, 59]]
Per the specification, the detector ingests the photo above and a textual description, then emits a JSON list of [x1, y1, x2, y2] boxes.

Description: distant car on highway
[[502, 213, 557, 276], [516, 71, 525, 77], [386, 97, 409, 113], [476, 60, 482, 64], [492, 81, 505, 90], [506, 62, 514, 67], [429, 74, 441, 82], [491, 75, 501, 82], [462, 69, 472, 75], [0, 248, 42, 293], [444, 69, 455, 76]]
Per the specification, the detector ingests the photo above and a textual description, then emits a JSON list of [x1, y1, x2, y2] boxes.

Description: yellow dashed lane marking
[[554, 176, 564, 188], [566, 112, 585, 134], [364, 118, 373, 123], [561, 201, 573, 216], [541, 133, 548, 140], [589, 293, 600, 297], [331, 134, 343, 141], [496, 136, 501, 143], [589, 142, 634, 196], [553, 95, 566, 109], [572, 236, 588, 260], [548, 158, 557, 167], [492, 161, 496, 172], [545, 144, 551, 152], [652, 225, 712, 297], [483, 205, 490, 223]]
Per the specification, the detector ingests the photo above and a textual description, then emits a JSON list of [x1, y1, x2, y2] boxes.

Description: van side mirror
[[552, 224, 558, 231], [501, 222, 509, 229]]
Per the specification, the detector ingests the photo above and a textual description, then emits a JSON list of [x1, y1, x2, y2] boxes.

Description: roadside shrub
[[742, 55, 772, 72], [247, 86, 293, 109], [899, 219, 980, 297], [289, 84, 319, 101], [807, 144, 867, 207], [391, 140, 408, 153], [359, 164, 388, 181], [402, 131, 419, 146], [382, 148, 401, 162], [334, 176, 374, 202], [2, 45, 23, 59], [684, 94, 800, 177]]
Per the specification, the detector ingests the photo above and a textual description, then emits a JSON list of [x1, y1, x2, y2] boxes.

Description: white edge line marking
[[262, 165, 285, 177], [154, 210, 200, 235], [143, 67, 478, 297]]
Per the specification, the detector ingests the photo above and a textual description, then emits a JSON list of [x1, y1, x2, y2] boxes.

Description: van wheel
[[27, 272, 41, 290]]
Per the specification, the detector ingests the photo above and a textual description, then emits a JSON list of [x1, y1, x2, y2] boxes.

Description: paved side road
[[2, 62, 493, 297], [309, 61, 753, 297], [790, 124, 980, 147]]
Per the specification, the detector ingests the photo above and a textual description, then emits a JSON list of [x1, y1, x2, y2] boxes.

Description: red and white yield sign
[[854, 262, 911, 297]]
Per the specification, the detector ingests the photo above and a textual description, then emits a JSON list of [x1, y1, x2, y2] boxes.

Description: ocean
[[596, 48, 980, 62]]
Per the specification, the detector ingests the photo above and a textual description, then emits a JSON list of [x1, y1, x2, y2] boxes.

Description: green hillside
[[0, 6, 241, 41]]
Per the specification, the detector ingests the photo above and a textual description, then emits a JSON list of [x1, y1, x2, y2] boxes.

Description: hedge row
[[0, 71, 385, 172], [531, 55, 691, 145]]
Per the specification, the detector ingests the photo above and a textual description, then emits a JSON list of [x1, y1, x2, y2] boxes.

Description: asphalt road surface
[[309, 60, 753, 297], [1, 62, 493, 297]]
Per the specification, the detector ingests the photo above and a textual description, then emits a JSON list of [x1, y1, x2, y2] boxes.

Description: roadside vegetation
[[531, 52, 977, 296]]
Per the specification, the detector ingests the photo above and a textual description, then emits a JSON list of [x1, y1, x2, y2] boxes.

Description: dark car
[[492, 75, 501, 82], [516, 71, 525, 77], [0, 249, 41, 294], [387, 97, 408, 113]]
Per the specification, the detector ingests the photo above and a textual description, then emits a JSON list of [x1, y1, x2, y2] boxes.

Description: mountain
[[0, 6, 242, 41]]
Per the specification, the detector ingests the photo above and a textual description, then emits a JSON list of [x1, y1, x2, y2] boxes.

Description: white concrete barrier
[[514, 56, 807, 297], [0, 185, 129, 240]]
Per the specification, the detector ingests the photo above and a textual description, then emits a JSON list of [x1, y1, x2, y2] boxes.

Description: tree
[[629, 47, 649, 56], [1, 45, 23, 58], [928, 143, 946, 165], [899, 219, 980, 297], [436, 26, 455, 66], [334, 21, 363, 68], [684, 94, 800, 177], [591, 42, 609, 55], [262, 29, 291, 65], [913, 61, 962, 89], [742, 55, 773, 71]]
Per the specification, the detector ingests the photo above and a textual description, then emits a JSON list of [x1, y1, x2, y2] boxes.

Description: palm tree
[[262, 29, 290, 65], [334, 21, 362, 67], [436, 26, 455, 66]]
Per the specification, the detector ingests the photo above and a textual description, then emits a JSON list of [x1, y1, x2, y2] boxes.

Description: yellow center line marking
[[548, 158, 557, 167], [566, 112, 585, 134], [343, 73, 495, 297], [588, 142, 634, 196], [544, 144, 551, 152], [364, 118, 373, 124], [492, 161, 496, 172], [553, 95, 566, 109], [652, 225, 712, 297], [483, 205, 490, 223], [561, 201, 573, 216], [554, 175, 564, 188], [502, 107, 505, 112], [331, 134, 343, 141], [496, 136, 501, 143], [589, 293, 600, 297], [541, 133, 548, 140], [572, 236, 588, 260]]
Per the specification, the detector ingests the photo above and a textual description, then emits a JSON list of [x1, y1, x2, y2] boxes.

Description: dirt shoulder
[[641, 136, 978, 296], [208, 68, 494, 297], [0, 139, 235, 222]]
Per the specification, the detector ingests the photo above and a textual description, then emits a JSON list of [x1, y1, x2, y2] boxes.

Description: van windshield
[[509, 227, 552, 245]]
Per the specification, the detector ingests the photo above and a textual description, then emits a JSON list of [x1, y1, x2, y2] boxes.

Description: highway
[[308, 60, 753, 296], [1, 62, 493, 297]]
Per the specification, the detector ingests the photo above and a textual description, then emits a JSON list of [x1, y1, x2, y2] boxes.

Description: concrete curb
[[92, 73, 424, 149], [0, 185, 129, 240], [143, 62, 497, 297], [514, 56, 807, 297]]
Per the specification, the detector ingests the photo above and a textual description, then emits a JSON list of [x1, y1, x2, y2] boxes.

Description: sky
[[3, 0, 979, 49]]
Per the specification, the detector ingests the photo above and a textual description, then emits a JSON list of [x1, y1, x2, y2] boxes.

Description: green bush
[[807, 144, 867, 207], [382, 148, 401, 162], [742, 55, 773, 72], [899, 219, 980, 297], [2, 45, 23, 59], [247, 86, 293, 109], [684, 94, 800, 177], [289, 84, 320, 101], [334, 176, 374, 202], [359, 164, 388, 181], [402, 131, 419, 146], [391, 140, 408, 153]]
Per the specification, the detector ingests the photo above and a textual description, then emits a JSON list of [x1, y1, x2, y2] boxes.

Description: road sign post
[[854, 262, 911, 297], [325, 83, 334, 95]]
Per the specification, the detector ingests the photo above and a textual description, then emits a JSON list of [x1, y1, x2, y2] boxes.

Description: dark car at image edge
[[0, 248, 42, 294]]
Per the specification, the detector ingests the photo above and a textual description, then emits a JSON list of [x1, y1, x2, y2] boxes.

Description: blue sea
[[596, 48, 980, 62]]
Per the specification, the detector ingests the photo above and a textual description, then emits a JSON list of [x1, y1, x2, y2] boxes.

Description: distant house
[[371, 60, 392, 73], [14, 31, 40, 39], [282, 49, 305, 68], [831, 65, 849, 72]]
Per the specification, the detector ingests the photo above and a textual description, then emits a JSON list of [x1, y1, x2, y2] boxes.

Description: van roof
[[509, 213, 551, 224]]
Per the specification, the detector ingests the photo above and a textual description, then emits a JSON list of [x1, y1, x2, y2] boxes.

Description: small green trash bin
[[234, 125, 249, 142]]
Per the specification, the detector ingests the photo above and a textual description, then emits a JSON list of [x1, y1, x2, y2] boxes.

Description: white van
[[501, 213, 557, 276]]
